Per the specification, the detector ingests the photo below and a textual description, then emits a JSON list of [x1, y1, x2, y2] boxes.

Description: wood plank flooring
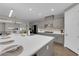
[[53, 42, 78, 56]]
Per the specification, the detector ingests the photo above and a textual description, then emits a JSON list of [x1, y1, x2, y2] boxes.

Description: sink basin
[[0, 45, 23, 56], [0, 40, 14, 45]]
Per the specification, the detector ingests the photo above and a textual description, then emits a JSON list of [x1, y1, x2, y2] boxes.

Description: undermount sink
[[0, 45, 23, 56], [0, 40, 14, 45]]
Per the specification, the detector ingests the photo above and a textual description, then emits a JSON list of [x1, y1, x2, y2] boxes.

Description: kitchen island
[[0, 34, 54, 56]]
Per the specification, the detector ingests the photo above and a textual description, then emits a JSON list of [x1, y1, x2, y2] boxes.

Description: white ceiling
[[0, 3, 73, 22]]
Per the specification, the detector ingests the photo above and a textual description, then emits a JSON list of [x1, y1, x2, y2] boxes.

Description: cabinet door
[[36, 41, 53, 56], [65, 4, 79, 54]]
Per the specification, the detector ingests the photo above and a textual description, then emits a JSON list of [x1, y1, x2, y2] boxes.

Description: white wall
[[65, 4, 79, 54]]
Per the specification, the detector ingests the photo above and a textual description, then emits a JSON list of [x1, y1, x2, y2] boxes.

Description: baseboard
[[65, 47, 78, 56], [53, 41, 63, 46]]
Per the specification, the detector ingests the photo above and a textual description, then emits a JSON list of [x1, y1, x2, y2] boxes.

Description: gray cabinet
[[36, 40, 53, 56], [54, 34, 64, 45]]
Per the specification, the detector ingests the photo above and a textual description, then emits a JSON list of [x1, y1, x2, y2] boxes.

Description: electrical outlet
[[47, 45, 49, 50]]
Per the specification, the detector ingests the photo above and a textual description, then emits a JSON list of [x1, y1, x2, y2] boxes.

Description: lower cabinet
[[54, 34, 64, 45], [36, 40, 53, 56]]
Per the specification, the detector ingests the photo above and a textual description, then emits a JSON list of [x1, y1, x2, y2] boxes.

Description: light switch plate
[[46, 45, 49, 50]]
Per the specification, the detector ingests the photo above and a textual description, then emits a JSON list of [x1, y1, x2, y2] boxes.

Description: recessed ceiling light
[[9, 9, 13, 17], [51, 8, 54, 11], [29, 8, 32, 11]]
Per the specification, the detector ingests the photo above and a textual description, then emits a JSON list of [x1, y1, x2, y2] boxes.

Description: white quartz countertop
[[0, 34, 54, 56]]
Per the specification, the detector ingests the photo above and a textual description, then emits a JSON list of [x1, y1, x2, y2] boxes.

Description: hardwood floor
[[53, 42, 78, 56], [37, 34, 78, 56]]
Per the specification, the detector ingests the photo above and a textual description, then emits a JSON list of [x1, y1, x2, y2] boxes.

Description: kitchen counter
[[38, 32, 64, 45], [0, 34, 54, 56]]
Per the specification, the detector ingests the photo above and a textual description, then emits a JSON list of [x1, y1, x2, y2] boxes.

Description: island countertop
[[0, 34, 54, 56]]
